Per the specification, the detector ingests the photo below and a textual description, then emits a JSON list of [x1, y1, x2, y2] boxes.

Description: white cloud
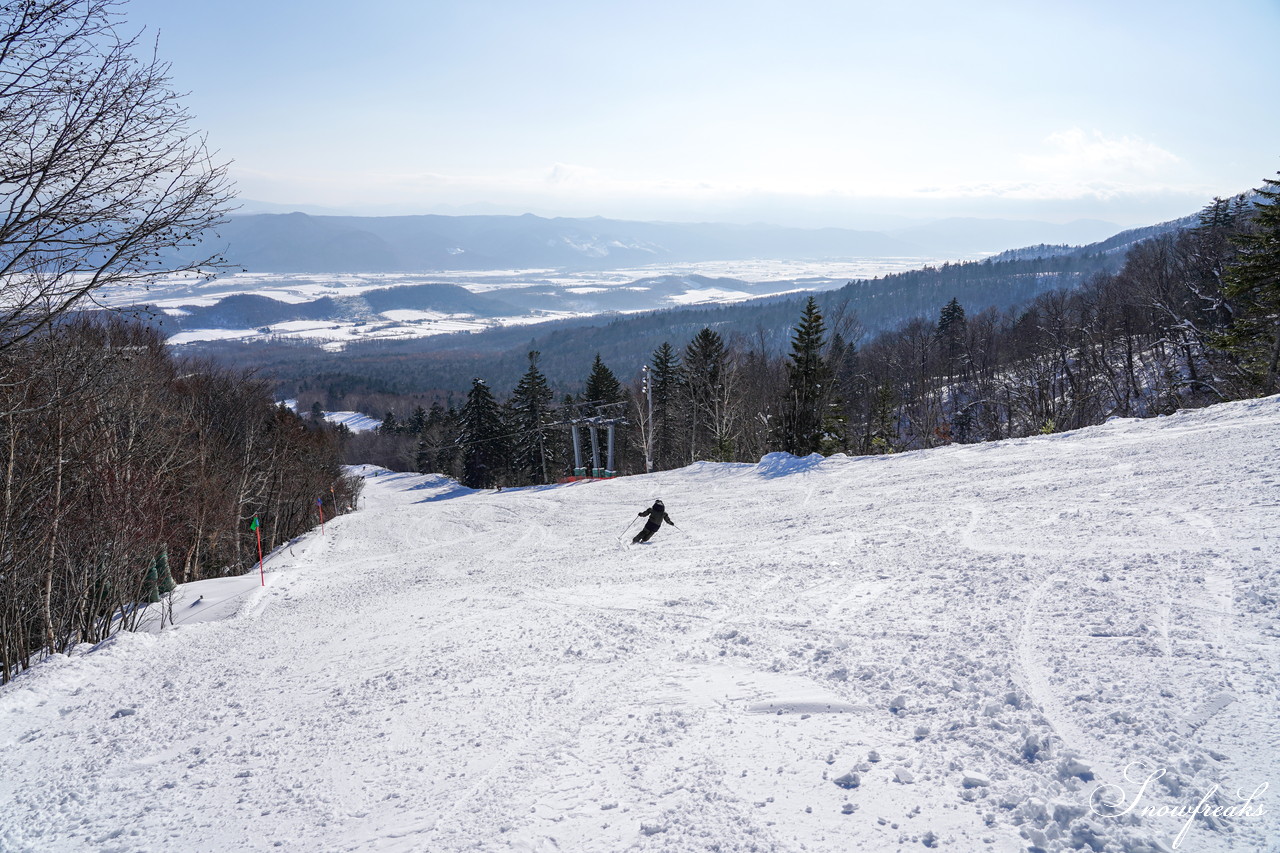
[[912, 179, 1137, 201], [1021, 128, 1181, 178], [230, 133, 1215, 225], [545, 163, 601, 185], [895, 130, 1195, 202]]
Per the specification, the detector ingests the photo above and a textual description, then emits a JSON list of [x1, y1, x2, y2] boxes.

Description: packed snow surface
[[2, 398, 1279, 852]]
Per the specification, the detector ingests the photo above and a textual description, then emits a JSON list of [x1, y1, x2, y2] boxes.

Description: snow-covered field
[[94, 259, 949, 311], [2, 398, 1278, 852], [90, 258, 954, 351]]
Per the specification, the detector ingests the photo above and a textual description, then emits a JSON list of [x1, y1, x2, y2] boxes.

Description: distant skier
[[632, 499, 674, 544]]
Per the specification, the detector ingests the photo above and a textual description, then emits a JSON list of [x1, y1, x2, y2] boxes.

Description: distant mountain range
[[170, 212, 1125, 273]]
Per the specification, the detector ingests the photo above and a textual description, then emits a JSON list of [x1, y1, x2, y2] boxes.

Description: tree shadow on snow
[[413, 481, 480, 503], [365, 472, 477, 503]]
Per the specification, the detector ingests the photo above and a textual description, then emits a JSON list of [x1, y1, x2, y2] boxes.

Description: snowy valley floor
[[3, 398, 1279, 852]]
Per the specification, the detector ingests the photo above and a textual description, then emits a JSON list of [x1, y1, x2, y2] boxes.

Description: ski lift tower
[[641, 364, 654, 474], [559, 401, 628, 478]]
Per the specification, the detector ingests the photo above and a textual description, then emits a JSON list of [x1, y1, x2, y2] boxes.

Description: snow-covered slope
[[282, 400, 382, 433], [3, 399, 1279, 852]]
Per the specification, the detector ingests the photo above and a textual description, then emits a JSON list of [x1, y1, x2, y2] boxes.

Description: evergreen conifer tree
[[867, 383, 898, 454], [142, 557, 159, 604], [782, 297, 838, 455], [156, 548, 175, 596], [141, 548, 174, 604], [415, 403, 449, 473], [458, 379, 508, 489], [683, 328, 731, 460], [582, 353, 623, 405], [580, 354, 627, 475], [935, 297, 968, 382], [1199, 196, 1237, 230], [684, 328, 726, 384], [509, 351, 555, 484], [936, 297, 966, 343], [408, 406, 428, 435], [1218, 174, 1280, 391], [650, 342, 684, 469], [431, 403, 462, 478]]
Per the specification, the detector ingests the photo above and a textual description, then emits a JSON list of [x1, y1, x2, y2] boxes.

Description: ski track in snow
[[3, 399, 1280, 852]]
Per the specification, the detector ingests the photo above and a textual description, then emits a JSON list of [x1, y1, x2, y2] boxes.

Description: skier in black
[[632, 499, 674, 544]]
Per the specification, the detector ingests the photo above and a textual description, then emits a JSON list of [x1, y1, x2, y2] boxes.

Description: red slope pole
[[256, 522, 264, 586]]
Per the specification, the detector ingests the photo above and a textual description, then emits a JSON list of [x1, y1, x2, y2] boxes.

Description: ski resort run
[[281, 400, 382, 433], [2, 396, 1278, 852]]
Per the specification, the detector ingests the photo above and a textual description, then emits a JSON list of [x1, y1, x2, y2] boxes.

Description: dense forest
[[342, 182, 1279, 488], [0, 319, 360, 683], [0, 1, 355, 684]]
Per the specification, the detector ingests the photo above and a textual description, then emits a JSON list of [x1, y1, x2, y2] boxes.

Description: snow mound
[[755, 450, 829, 477]]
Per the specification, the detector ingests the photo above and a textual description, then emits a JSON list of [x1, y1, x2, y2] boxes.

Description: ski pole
[[619, 515, 640, 537]]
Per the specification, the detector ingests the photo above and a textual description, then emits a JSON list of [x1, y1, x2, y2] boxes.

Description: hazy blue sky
[[127, 0, 1279, 228]]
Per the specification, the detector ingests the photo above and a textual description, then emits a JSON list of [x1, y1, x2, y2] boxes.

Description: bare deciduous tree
[[0, 0, 234, 348]]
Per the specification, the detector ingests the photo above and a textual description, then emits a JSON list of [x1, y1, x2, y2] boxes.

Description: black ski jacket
[[638, 502, 674, 532]]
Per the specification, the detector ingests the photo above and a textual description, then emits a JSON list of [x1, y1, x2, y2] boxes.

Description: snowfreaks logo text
[[1089, 762, 1269, 849]]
